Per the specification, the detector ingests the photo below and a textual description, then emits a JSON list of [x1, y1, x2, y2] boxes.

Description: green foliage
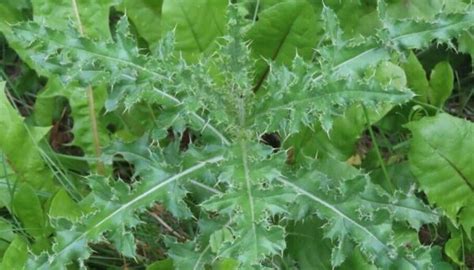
[[408, 113, 474, 234], [31, 0, 116, 39], [0, 236, 28, 269], [246, 0, 320, 89], [119, 0, 164, 50], [402, 52, 454, 107], [0, 0, 474, 269], [161, 0, 227, 61], [0, 82, 55, 191]]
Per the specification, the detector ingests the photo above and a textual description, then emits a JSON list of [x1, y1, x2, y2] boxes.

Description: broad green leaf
[[161, 0, 227, 61], [49, 189, 82, 222], [458, 30, 474, 63], [432, 246, 455, 270], [0, 236, 28, 270], [31, 0, 115, 39], [286, 218, 333, 269], [320, 0, 378, 38], [213, 258, 239, 270], [402, 53, 454, 107], [408, 113, 474, 223], [374, 61, 407, 89], [0, 218, 15, 258], [0, 1, 31, 72], [286, 103, 394, 162], [286, 218, 377, 270], [0, 1, 27, 27], [459, 205, 474, 240], [121, 0, 164, 51], [246, 0, 319, 90], [0, 82, 55, 192], [402, 51, 431, 103], [429, 61, 454, 107], [147, 259, 174, 270], [0, 154, 14, 208], [444, 231, 463, 266], [12, 184, 49, 239]]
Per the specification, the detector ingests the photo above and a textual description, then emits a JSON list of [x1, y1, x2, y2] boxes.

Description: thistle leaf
[[28, 151, 224, 269], [253, 57, 414, 134], [8, 19, 230, 144], [277, 159, 437, 268]]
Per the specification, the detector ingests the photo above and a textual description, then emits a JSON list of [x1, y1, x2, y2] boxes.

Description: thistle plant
[[0, 0, 473, 269]]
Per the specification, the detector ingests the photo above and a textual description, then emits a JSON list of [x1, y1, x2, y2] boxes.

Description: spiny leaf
[[318, 5, 474, 78], [201, 144, 292, 266], [8, 19, 230, 145], [277, 158, 437, 268], [253, 56, 414, 134], [28, 150, 224, 269]]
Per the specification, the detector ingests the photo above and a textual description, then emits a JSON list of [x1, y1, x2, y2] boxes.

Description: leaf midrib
[[276, 176, 422, 268], [177, 0, 204, 52], [426, 141, 474, 192], [14, 25, 232, 145], [253, 2, 305, 92], [45, 155, 224, 266], [253, 88, 412, 120]]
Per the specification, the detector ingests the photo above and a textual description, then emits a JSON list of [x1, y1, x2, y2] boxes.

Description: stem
[[411, 99, 444, 113], [237, 87, 258, 257], [362, 105, 395, 192], [148, 212, 186, 240], [71, 0, 105, 175], [86, 86, 105, 174], [252, 0, 260, 23]]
